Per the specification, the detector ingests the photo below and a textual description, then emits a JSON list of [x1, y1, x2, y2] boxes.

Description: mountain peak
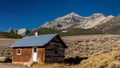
[[89, 13, 105, 19], [54, 12, 84, 22], [65, 12, 81, 17], [69, 12, 79, 15]]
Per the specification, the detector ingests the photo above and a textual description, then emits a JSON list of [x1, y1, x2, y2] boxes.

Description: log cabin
[[10, 34, 67, 64]]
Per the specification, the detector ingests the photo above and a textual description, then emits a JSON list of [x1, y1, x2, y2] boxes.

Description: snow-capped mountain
[[42, 12, 114, 29]]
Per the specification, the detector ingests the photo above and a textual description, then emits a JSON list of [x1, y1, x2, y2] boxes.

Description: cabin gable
[[45, 36, 65, 63]]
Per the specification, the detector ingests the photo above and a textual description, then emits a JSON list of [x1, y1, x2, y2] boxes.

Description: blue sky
[[0, 0, 120, 31]]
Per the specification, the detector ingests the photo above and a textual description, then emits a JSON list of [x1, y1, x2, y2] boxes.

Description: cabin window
[[16, 48, 22, 55]]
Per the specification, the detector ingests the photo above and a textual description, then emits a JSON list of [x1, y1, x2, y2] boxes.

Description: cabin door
[[32, 47, 37, 62]]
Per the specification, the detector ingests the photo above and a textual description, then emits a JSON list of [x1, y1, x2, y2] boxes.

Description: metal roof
[[10, 34, 57, 47]]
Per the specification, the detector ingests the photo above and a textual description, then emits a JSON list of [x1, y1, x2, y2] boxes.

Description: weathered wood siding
[[12, 47, 32, 63], [37, 48, 45, 63], [45, 37, 65, 63]]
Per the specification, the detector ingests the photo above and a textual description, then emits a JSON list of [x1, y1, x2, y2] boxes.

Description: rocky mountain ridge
[[8, 28, 30, 36], [42, 12, 114, 29], [8, 12, 120, 36], [96, 15, 120, 34]]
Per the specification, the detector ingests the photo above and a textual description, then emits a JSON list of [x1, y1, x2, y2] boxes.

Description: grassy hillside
[[29, 28, 103, 36], [97, 15, 120, 34], [0, 38, 17, 58], [63, 35, 120, 58], [0, 32, 22, 38], [61, 28, 103, 36], [62, 35, 120, 68]]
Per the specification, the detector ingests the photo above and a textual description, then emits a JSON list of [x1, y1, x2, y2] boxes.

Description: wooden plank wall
[[44, 37, 65, 63], [12, 47, 32, 63], [37, 48, 45, 63]]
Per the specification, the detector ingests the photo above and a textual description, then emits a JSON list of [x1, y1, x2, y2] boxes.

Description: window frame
[[16, 48, 22, 55]]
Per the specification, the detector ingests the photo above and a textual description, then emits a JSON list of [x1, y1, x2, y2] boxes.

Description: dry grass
[[80, 51, 117, 68], [0, 63, 28, 68], [62, 35, 120, 58], [61, 35, 120, 68], [108, 61, 120, 68], [2, 35, 120, 68], [31, 63, 71, 68]]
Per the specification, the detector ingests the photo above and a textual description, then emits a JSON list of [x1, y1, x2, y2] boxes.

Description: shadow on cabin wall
[[64, 56, 88, 65]]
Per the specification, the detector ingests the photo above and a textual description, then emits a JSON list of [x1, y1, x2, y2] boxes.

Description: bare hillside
[[62, 35, 120, 58], [0, 38, 18, 56], [62, 35, 120, 68], [0, 38, 18, 47]]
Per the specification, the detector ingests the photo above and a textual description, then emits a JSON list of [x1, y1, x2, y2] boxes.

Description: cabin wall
[[37, 48, 45, 63], [45, 37, 65, 63], [12, 47, 32, 63]]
